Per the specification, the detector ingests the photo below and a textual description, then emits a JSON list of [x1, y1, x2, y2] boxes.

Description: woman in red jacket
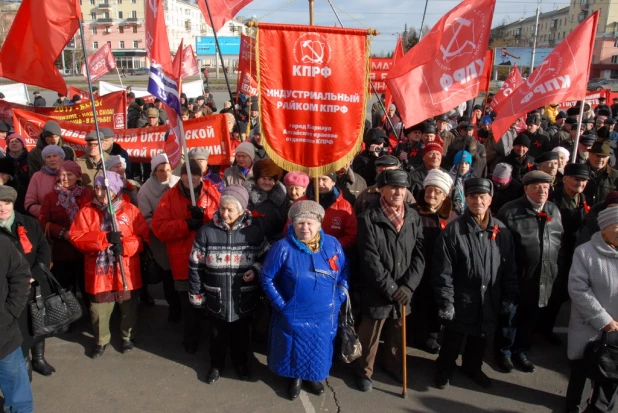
[[38, 160, 94, 297], [69, 171, 149, 359], [152, 159, 220, 354]]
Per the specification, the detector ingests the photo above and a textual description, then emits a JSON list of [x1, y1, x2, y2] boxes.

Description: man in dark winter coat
[[524, 115, 552, 159], [444, 123, 487, 178], [496, 171, 563, 373], [249, 126, 268, 161], [32, 90, 46, 107], [0, 234, 33, 413], [335, 162, 367, 206], [393, 123, 424, 172], [537, 164, 591, 345], [354, 169, 425, 392], [504, 134, 535, 183], [584, 141, 618, 205], [352, 129, 388, 186], [127, 97, 146, 129], [100, 128, 132, 179], [27, 120, 75, 176], [576, 191, 618, 247], [433, 178, 518, 390]]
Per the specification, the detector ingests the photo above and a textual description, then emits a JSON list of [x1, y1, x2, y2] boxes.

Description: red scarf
[[380, 197, 405, 233]]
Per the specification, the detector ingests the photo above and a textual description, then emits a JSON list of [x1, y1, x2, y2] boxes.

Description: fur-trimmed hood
[[415, 188, 454, 220]]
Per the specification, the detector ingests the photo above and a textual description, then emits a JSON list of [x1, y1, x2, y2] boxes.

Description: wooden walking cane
[[401, 303, 407, 399]]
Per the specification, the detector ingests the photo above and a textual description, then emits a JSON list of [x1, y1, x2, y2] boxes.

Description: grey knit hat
[[598, 206, 618, 231], [41, 145, 66, 160], [0, 185, 17, 203], [104, 155, 125, 171], [221, 185, 249, 210], [288, 200, 325, 223]]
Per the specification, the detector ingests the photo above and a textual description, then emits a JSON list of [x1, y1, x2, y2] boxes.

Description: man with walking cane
[[354, 169, 425, 392], [432, 178, 518, 389]]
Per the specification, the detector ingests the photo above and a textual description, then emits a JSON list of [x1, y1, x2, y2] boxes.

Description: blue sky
[[238, 0, 571, 53]]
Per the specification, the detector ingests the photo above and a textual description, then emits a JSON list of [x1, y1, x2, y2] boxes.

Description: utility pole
[[530, 2, 541, 73]]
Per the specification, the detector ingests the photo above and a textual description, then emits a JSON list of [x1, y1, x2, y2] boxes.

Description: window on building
[[563, 31, 566, 38], [119, 41, 125, 49], [92, 27, 97, 34], [118, 11, 123, 18], [107, 41, 111, 46], [131, 0, 136, 3], [90, 0, 94, 4], [133, 26, 138, 33], [612, 55, 618, 64], [93, 41, 99, 49], [90, 12, 96, 19], [131, 10, 137, 18], [133, 40, 139, 48], [615, 39, 618, 47], [79, 0, 82, 5], [119, 26, 124, 33], [118, 0, 122, 3]]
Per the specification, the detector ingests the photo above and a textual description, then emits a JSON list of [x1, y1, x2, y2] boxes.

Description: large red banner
[[385, 0, 496, 127], [82, 43, 117, 82], [0, 91, 126, 130], [561, 89, 610, 109], [491, 11, 599, 141], [369, 57, 392, 94], [491, 63, 523, 114], [257, 24, 369, 175], [12, 109, 231, 164], [237, 34, 257, 97], [69, 86, 91, 100]]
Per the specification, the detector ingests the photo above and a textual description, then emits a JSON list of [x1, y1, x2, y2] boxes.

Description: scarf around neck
[[93, 197, 123, 276], [55, 183, 85, 222], [41, 165, 59, 176], [380, 196, 405, 233], [0, 211, 15, 230], [300, 231, 321, 253]]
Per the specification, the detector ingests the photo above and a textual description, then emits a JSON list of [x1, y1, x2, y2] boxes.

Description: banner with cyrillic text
[[369, 58, 393, 94], [0, 91, 127, 130], [257, 24, 370, 175], [12, 109, 231, 164], [237, 34, 258, 97]]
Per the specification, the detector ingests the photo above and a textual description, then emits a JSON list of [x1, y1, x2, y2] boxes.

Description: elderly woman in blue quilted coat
[[260, 200, 349, 401]]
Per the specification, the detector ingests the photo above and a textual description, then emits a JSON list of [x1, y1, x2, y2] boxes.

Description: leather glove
[[188, 205, 205, 220], [392, 285, 412, 306], [106, 231, 123, 245], [186, 218, 203, 231], [438, 305, 455, 322], [110, 242, 124, 257]]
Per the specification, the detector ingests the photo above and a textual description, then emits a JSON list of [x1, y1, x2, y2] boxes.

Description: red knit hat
[[423, 141, 443, 157], [5, 134, 27, 150], [283, 171, 310, 188]]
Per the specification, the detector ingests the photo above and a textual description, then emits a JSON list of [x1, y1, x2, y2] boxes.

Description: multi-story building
[[492, 0, 618, 78]]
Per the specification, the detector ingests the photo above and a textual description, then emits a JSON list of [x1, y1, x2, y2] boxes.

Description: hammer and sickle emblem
[[301, 40, 325, 64], [149, 0, 157, 17], [440, 17, 476, 61]]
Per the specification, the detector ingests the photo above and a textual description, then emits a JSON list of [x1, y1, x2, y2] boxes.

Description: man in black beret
[[435, 114, 456, 151], [524, 115, 552, 158], [584, 141, 618, 204], [355, 169, 425, 393], [433, 178, 517, 389], [495, 171, 563, 374], [537, 163, 591, 345], [583, 117, 596, 131], [535, 151, 562, 193], [353, 130, 388, 186], [393, 123, 424, 171], [354, 155, 414, 215], [573, 131, 596, 164], [504, 134, 535, 183]]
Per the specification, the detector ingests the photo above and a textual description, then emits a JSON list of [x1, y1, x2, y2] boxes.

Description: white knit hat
[[598, 206, 618, 231], [423, 169, 453, 195], [552, 146, 570, 159], [150, 152, 169, 172]]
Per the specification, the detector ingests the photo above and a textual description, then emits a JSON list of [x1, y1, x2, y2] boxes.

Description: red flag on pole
[[479, 50, 494, 93], [0, 0, 81, 95], [198, 0, 253, 33], [385, 0, 496, 127], [491, 11, 599, 142], [385, 36, 405, 111], [82, 43, 116, 82], [172, 39, 184, 80], [181, 45, 200, 79], [145, 0, 173, 72], [490, 63, 523, 113]]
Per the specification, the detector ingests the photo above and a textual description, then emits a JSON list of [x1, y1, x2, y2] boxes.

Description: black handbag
[[141, 243, 164, 285], [338, 286, 362, 363], [29, 263, 83, 338], [584, 332, 618, 383]]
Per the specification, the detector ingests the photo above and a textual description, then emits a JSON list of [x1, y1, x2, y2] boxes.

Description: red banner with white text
[[237, 34, 258, 97], [0, 91, 127, 130], [82, 43, 117, 82], [369, 57, 393, 94], [561, 89, 610, 109], [12, 110, 231, 164], [257, 24, 370, 175]]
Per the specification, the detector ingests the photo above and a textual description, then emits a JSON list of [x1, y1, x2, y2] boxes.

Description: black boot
[[31, 340, 56, 376], [25, 357, 32, 383]]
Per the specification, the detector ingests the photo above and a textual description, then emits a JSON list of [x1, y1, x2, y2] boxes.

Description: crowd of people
[[0, 88, 617, 413]]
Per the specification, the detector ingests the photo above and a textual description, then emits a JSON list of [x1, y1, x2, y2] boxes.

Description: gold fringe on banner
[[255, 25, 374, 178]]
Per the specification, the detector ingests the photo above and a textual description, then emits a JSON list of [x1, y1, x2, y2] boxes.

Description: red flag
[[172, 39, 184, 80], [0, 0, 81, 95], [82, 43, 117, 82], [490, 63, 523, 114], [198, 0, 253, 33], [479, 50, 494, 93], [145, 0, 173, 72], [237, 34, 257, 96], [181, 46, 199, 79], [385, 0, 496, 127], [385, 36, 405, 111], [491, 11, 599, 142]]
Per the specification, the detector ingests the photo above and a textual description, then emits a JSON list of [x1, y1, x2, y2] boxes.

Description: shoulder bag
[[584, 331, 618, 383], [338, 286, 362, 363]]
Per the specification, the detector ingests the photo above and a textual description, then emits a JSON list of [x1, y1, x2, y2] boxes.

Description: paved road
[[2, 282, 573, 413]]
